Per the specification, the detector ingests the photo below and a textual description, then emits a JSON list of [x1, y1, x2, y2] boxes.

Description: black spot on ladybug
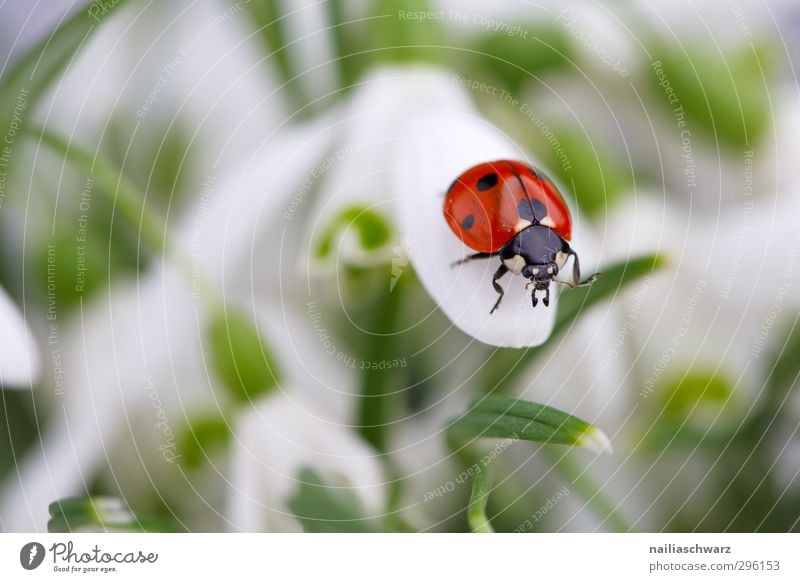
[[517, 198, 548, 224], [461, 214, 475, 230], [476, 173, 499, 191]]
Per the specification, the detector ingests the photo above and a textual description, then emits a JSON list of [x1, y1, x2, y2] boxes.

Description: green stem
[[546, 448, 634, 532], [242, 0, 312, 120], [468, 464, 494, 533], [31, 126, 220, 312], [357, 271, 404, 452]]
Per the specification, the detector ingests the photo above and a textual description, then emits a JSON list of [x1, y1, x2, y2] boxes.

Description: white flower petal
[[304, 67, 476, 272], [394, 108, 558, 348], [0, 285, 40, 388], [0, 266, 207, 531], [226, 391, 385, 532], [177, 111, 338, 288]]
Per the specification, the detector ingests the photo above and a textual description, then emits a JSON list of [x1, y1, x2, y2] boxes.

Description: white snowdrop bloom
[[0, 117, 350, 532], [299, 66, 577, 348], [225, 390, 385, 532], [394, 110, 558, 348], [600, 190, 800, 442], [0, 285, 40, 388], [34, 1, 286, 172]]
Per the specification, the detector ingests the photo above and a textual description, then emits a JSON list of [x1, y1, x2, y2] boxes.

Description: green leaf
[[764, 316, 800, 401], [449, 395, 612, 454], [466, 24, 573, 93], [649, 41, 775, 148], [545, 449, 633, 532], [0, 1, 132, 143], [325, 0, 370, 87], [47, 496, 174, 532], [242, 0, 311, 118], [368, 0, 443, 64], [178, 414, 232, 469], [105, 116, 197, 213], [738, 316, 800, 441], [555, 253, 665, 337], [467, 465, 494, 533], [33, 128, 169, 256], [287, 467, 376, 533], [0, 390, 38, 481], [355, 264, 407, 452], [207, 308, 280, 403], [481, 253, 666, 391], [539, 125, 632, 218]]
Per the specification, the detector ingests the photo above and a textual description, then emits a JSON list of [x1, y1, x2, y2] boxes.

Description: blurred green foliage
[[179, 415, 232, 470], [449, 395, 608, 451], [649, 41, 776, 149], [0, 0, 794, 535], [466, 24, 573, 94], [207, 308, 281, 403], [288, 467, 376, 532], [47, 496, 175, 533], [540, 124, 632, 218], [315, 205, 394, 260]]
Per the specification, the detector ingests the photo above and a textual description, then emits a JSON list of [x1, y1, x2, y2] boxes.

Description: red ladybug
[[443, 160, 600, 312]]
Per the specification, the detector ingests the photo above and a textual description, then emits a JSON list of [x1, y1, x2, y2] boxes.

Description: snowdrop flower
[[303, 67, 600, 347], [0, 285, 40, 388], [226, 390, 385, 532], [0, 116, 356, 532]]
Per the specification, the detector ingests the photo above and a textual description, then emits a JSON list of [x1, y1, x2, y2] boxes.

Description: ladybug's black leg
[[451, 251, 498, 268], [554, 250, 602, 288], [489, 264, 509, 314]]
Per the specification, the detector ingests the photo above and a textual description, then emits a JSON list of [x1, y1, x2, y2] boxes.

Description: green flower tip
[[578, 426, 613, 455], [652, 253, 670, 270]]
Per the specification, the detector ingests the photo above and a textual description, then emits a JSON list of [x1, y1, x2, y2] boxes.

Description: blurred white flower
[[225, 390, 385, 532], [0, 115, 353, 532], [301, 67, 601, 347], [0, 285, 40, 388]]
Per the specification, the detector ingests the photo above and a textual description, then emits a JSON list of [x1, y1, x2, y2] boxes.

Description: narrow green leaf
[[764, 316, 800, 400], [325, 0, 369, 88], [287, 467, 376, 533], [554, 253, 665, 338], [449, 395, 612, 454], [356, 264, 406, 452], [47, 496, 174, 532], [207, 308, 280, 403], [33, 127, 169, 256], [545, 449, 633, 532], [482, 253, 666, 391], [465, 24, 573, 93], [467, 465, 494, 533], [0, 1, 132, 138], [738, 315, 800, 441], [649, 41, 775, 148], [242, 0, 311, 118], [539, 125, 632, 218], [368, 0, 443, 64]]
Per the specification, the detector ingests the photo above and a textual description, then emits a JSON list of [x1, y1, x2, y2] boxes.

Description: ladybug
[[443, 160, 600, 312]]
